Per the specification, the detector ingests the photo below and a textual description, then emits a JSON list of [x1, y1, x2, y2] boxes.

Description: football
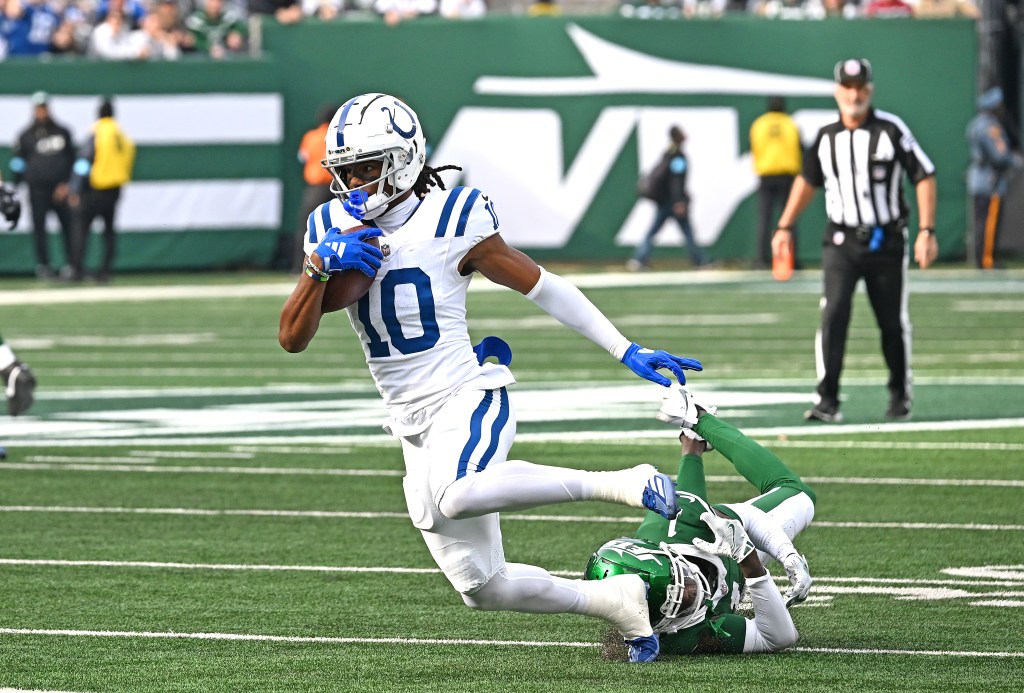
[[320, 225, 379, 312]]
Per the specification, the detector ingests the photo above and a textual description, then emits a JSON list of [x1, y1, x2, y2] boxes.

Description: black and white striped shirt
[[803, 108, 935, 228]]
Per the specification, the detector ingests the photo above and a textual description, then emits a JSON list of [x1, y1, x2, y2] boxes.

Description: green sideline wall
[[0, 17, 976, 273]]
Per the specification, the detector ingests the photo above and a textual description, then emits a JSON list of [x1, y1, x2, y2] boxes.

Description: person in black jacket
[[9, 92, 77, 280], [628, 126, 710, 271]]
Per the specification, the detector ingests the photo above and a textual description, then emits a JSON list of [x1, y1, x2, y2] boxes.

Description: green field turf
[[0, 268, 1022, 692]]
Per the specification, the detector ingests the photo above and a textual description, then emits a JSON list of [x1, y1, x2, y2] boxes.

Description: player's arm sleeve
[[456, 188, 631, 357], [526, 268, 631, 359], [742, 573, 798, 653]]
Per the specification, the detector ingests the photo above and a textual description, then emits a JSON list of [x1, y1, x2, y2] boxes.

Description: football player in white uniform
[[279, 93, 703, 663]]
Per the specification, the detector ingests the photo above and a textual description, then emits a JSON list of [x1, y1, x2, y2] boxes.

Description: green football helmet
[[585, 536, 710, 633]]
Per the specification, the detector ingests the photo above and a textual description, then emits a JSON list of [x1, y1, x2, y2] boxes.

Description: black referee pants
[[816, 225, 911, 411]]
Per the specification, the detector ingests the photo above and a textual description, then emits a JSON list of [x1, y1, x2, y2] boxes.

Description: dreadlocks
[[412, 164, 462, 199]]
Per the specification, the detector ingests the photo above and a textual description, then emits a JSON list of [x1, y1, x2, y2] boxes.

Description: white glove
[[782, 553, 812, 607], [693, 511, 755, 563]]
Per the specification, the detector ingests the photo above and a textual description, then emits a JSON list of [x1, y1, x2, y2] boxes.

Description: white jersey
[[304, 186, 515, 437]]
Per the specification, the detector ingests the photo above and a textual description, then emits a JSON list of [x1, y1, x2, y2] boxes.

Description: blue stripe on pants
[[456, 390, 494, 480], [476, 387, 510, 473]]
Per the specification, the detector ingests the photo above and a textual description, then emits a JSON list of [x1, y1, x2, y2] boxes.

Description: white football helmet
[[322, 93, 427, 221]]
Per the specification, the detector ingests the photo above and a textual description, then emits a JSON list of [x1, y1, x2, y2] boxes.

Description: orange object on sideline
[[772, 236, 794, 281], [982, 194, 1000, 270]]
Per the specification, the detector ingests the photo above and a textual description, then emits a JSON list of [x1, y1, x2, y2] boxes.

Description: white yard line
[[4, 416, 1024, 448], [1, 558, 1021, 589], [0, 627, 1020, 658], [2, 461, 1022, 489], [0, 506, 1022, 532]]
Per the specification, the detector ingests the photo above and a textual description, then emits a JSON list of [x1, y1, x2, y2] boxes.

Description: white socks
[[437, 461, 656, 519]]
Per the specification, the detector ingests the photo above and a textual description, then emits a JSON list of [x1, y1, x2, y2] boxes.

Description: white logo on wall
[[432, 25, 838, 250]]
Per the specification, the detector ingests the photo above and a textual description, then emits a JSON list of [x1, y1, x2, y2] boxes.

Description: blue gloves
[[314, 226, 384, 277], [621, 342, 702, 387]]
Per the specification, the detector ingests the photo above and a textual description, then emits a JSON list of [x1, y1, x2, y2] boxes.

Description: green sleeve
[[660, 614, 747, 655], [633, 452, 708, 544], [676, 453, 708, 501]]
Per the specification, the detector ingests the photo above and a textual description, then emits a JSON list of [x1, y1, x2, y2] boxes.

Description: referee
[[772, 58, 938, 423]]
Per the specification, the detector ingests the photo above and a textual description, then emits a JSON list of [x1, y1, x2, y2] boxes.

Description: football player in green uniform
[[586, 386, 815, 656]]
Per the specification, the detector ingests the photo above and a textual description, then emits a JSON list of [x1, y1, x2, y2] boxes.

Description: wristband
[[919, 227, 934, 236], [304, 258, 330, 282], [776, 226, 793, 232]]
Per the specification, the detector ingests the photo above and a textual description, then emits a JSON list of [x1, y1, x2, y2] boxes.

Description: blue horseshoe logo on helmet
[[382, 102, 417, 140]]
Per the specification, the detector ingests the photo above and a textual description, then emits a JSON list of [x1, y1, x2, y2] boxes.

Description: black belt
[[829, 220, 905, 241]]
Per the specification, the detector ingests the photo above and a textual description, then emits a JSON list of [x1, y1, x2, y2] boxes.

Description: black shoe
[[35, 265, 56, 280], [804, 404, 843, 423], [2, 361, 36, 416], [885, 398, 911, 421]]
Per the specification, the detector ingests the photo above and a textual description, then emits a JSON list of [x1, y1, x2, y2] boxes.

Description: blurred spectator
[[439, 0, 485, 18], [1, 0, 60, 56], [152, 0, 194, 53], [95, 0, 145, 27], [913, 0, 979, 17], [822, 0, 859, 17], [10, 92, 76, 279], [619, 0, 682, 19], [527, 0, 560, 15], [374, 0, 436, 25], [186, 0, 246, 58], [755, 0, 826, 19], [864, 0, 913, 16], [68, 97, 135, 283], [750, 95, 802, 270], [302, 0, 343, 19], [135, 13, 180, 59], [89, 8, 149, 59], [967, 87, 1021, 268], [249, 0, 303, 24], [48, 0, 91, 55], [682, 0, 726, 17]]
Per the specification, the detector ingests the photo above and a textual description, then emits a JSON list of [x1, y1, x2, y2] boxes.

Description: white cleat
[[656, 386, 716, 449], [783, 553, 812, 607]]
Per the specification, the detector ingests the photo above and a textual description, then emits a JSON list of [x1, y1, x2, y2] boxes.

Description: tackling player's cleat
[[626, 633, 660, 663], [782, 553, 812, 607], [656, 385, 716, 450], [2, 361, 36, 417], [603, 574, 658, 661], [641, 468, 679, 519]]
